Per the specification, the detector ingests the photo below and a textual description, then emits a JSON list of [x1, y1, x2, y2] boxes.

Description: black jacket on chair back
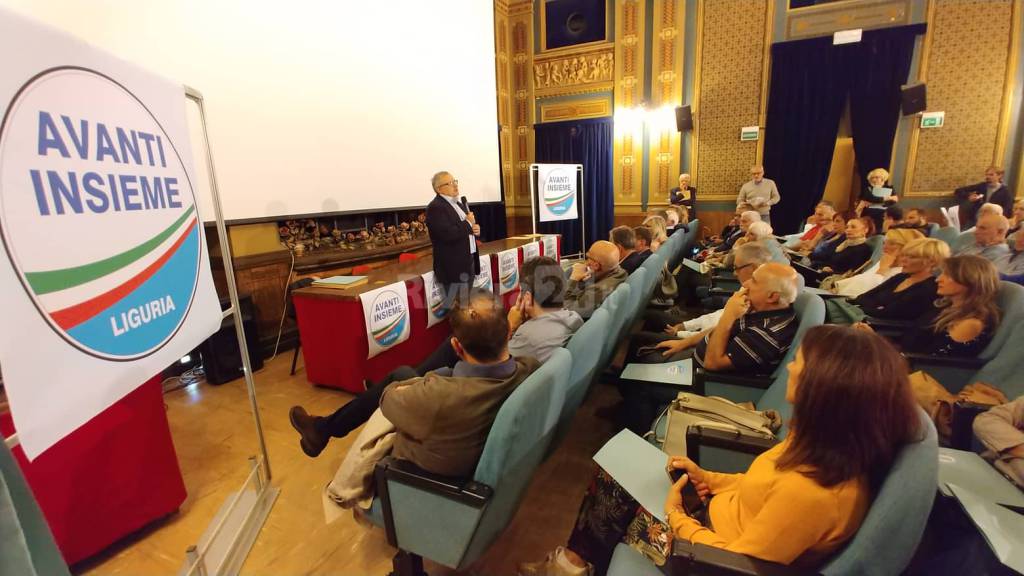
[[426, 193, 481, 285]]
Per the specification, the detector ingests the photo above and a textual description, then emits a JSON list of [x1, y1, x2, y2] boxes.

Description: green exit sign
[[920, 112, 945, 128]]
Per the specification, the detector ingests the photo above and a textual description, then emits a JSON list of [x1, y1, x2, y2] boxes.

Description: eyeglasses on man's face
[[440, 179, 459, 188]]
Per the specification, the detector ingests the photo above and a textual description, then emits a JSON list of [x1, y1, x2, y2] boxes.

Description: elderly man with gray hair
[[956, 213, 1011, 262], [737, 165, 780, 225], [618, 262, 801, 433]]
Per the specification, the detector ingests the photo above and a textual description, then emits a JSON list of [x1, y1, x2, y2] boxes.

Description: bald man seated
[[564, 240, 629, 319], [956, 213, 1011, 262], [619, 263, 801, 433]]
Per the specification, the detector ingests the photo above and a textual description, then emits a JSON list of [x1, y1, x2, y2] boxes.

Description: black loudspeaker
[[676, 105, 693, 131], [901, 83, 927, 115], [200, 295, 263, 385], [545, 0, 606, 50]]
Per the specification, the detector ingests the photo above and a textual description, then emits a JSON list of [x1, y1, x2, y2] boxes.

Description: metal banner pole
[[529, 164, 538, 236], [185, 86, 272, 483], [577, 165, 585, 255], [182, 86, 279, 576]]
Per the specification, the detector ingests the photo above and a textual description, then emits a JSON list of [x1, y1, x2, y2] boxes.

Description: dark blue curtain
[[762, 36, 850, 235], [473, 203, 507, 242], [763, 24, 925, 234], [848, 24, 925, 184], [535, 117, 614, 255]]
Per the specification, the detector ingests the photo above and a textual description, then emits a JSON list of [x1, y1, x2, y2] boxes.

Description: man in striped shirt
[[617, 263, 799, 434], [693, 262, 799, 374]]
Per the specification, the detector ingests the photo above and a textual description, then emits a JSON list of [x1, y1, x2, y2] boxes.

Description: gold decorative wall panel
[[613, 0, 647, 207], [540, 96, 612, 123], [509, 1, 535, 207], [647, 0, 686, 207], [906, 0, 1015, 196], [693, 0, 771, 200], [494, 2, 514, 207], [787, 0, 911, 39], [533, 44, 615, 98]]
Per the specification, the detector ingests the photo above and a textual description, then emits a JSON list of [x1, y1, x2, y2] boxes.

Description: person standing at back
[[956, 166, 1013, 231], [426, 171, 481, 304], [737, 165, 780, 226]]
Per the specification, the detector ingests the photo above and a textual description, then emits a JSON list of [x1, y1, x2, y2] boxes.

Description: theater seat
[[553, 308, 611, 448], [693, 292, 825, 406], [610, 410, 938, 576], [931, 225, 960, 247], [599, 284, 631, 368], [906, 281, 1024, 397], [368, 348, 572, 576]]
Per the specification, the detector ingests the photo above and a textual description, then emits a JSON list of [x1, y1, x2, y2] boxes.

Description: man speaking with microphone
[[426, 171, 482, 305]]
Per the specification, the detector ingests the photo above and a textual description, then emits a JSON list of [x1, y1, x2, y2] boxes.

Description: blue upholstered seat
[[599, 284, 630, 368], [552, 308, 611, 446], [610, 410, 939, 576], [931, 225, 960, 247], [698, 291, 825, 406], [368, 348, 572, 572], [909, 281, 1024, 397]]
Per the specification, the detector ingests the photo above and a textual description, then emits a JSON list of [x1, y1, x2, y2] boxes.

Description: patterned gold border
[[613, 0, 647, 206], [647, 0, 686, 205], [995, 0, 1021, 165], [495, 2, 513, 208], [756, 0, 776, 164], [539, 1, 613, 54], [509, 1, 535, 208], [540, 96, 613, 122], [900, 0, 934, 198], [786, 0, 911, 40], [689, 0, 704, 180]]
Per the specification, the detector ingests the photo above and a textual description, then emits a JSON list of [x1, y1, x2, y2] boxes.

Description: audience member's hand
[[471, 223, 481, 236], [820, 266, 833, 274], [570, 262, 590, 282], [665, 473, 690, 517], [664, 323, 683, 336], [889, 194, 899, 203], [656, 338, 691, 357], [969, 193, 984, 202], [507, 296, 525, 333], [667, 456, 710, 499], [851, 322, 875, 334], [723, 288, 750, 319]]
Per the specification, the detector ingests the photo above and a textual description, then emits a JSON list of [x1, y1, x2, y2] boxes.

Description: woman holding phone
[[518, 326, 921, 576]]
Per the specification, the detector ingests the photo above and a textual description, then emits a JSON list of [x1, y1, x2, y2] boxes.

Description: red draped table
[[293, 236, 559, 392], [0, 375, 186, 566]]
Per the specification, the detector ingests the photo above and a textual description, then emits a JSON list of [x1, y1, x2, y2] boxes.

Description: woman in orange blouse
[[665, 325, 921, 568], [520, 326, 921, 576]]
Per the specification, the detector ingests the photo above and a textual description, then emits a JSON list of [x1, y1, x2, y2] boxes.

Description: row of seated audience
[[286, 189, 1021, 576]]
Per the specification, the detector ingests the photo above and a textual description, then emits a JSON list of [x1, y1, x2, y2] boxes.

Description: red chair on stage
[[398, 253, 419, 263]]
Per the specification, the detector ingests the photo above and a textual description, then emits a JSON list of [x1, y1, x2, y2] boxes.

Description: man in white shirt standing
[[736, 165, 780, 226]]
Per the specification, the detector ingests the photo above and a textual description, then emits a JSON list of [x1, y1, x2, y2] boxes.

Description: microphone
[[460, 195, 469, 213]]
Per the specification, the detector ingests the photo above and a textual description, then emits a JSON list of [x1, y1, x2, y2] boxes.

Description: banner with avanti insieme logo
[[0, 7, 222, 459]]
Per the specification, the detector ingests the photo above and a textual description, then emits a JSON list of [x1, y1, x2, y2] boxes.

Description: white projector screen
[[0, 1, 502, 222]]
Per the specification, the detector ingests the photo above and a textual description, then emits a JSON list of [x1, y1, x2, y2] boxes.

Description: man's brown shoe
[[289, 406, 328, 457]]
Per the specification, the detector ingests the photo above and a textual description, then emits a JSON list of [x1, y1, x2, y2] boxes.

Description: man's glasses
[[441, 179, 459, 187]]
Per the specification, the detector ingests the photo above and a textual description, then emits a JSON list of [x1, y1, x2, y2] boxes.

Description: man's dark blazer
[[955, 182, 1013, 230], [426, 193, 481, 285]]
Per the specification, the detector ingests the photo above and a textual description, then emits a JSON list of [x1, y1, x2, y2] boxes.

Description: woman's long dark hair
[[777, 325, 920, 488]]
